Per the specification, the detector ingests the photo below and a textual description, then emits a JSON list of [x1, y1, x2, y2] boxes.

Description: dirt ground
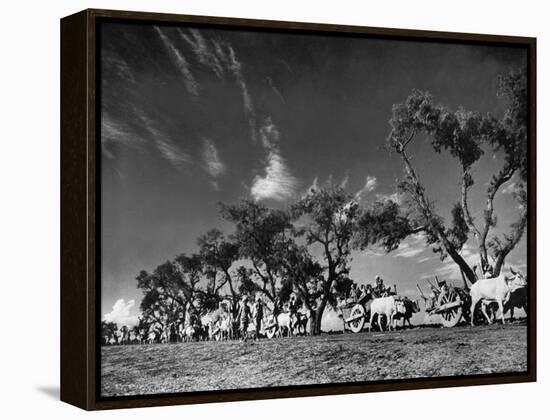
[[100, 323, 527, 397]]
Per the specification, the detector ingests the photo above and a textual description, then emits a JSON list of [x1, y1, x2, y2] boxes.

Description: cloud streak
[[392, 233, 427, 258], [266, 76, 285, 103], [101, 113, 137, 159], [154, 26, 199, 96], [251, 119, 298, 201], [102, 50, 136, 84], [179, 29, 225, 78], [251, 151, 299, 201], [202, 138, 226, 189], [134, 107, 192, 169], [376, 191, 402, 204], [501, 181, 517, 194], [355, 175, 378, 200], [225, 44, 257, 143]]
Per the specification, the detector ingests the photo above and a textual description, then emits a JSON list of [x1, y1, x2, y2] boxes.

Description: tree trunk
[[460, 170, 489, 274], [313, 298, 327, 336], [493, 211, 527, 276], [401, 148, 478, 284]]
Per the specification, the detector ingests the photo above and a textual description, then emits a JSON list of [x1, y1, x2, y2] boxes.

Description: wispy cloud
[[179, 29, 224, 78], [376, 191, 402, 204], [252, 119, 298, 201], [301, 176, 320, 198], [103, 299, 139, 327], [251, 151, 299, 201], [202, 138, 226, 184], [101, 112, 146, 159], [501, 181, 517, 194], [134, 107, 191, 169], [266, 76, 285, 103], [355, 175, 378, 200], [393, 242, 425, 258], [102, 50, 136, 83], [392, 233, 427, 258], [340, 174, 350, 189], [154, 26, 199, 96], [226, 45, 253, 113], [225, 44, 257, 143], [259, 117, 280, 150], [363, 248, 385, 257], [420, 243, 480, 280]]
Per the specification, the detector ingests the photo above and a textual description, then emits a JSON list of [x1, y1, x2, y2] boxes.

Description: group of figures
[[101, 294, 314, 345], [100, 267, 529, 346], [339, 276, 421, 333]]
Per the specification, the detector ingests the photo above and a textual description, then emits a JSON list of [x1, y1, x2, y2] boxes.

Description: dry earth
[[101, 323, 527, 397]]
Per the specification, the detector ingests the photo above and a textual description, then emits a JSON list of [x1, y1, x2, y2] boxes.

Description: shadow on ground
[[36, 386, 59, 400]]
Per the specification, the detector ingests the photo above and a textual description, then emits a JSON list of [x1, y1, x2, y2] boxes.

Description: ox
[[276, 312, 292, 337], [392, 298, 420, 329], [222, 315, 234, 340], [369, 296, 399, 332], [470, 268, 527, 326]]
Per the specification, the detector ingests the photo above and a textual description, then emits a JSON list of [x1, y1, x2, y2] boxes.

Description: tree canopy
[[385, 68, 528, 282]]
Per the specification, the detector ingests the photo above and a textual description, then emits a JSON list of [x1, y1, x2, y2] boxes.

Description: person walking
[[253, 296, 264, 339], [237, 295, 251, 342]]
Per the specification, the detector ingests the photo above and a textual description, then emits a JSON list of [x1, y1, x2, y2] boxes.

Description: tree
[[136, 254, 203, 329], [292, 187, 360, 334], [355, 199, 417, 253], [197, 229, 239, 312], [220, 200, 294, 302], [386, 68, 527, 282], [236, 266, 260, 297], [279, 242, 324, 312], [481, 69, 528, 274], [100, 320, 119, 344]]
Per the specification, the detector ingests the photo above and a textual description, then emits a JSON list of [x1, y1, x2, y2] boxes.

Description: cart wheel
[[265, 316, 278, 338], [348, 304, 366, 333], [439, 289, 463, 328]]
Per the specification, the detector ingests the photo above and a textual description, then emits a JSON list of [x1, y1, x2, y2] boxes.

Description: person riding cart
[[436, 278, 449, 308], [373, 275, 386, 297], [425, 285, 439, 312], [357, 284, 373, 303]]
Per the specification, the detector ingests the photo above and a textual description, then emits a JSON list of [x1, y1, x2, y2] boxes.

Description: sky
[[99, 21, 528, 326]]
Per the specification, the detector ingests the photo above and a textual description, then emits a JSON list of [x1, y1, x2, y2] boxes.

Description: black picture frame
[[61, 8, 537, 410]]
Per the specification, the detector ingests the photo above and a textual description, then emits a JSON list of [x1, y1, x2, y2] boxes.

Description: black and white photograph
[[98, 19, 531, 398]]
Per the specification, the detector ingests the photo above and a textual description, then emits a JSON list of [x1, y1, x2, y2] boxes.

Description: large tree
[[136, 253, 203, 328], [386, 68, 527, 283], [197, 229, 240, 312], [220, 200, 294, 302], [292, 187, 360, 334], [280, 242, 324, 312]]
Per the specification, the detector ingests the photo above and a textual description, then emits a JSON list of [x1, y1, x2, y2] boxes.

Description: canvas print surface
[[99, 20, 530, 398]]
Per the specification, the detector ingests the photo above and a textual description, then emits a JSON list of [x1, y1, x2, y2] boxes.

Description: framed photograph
[[60, 9, 536, 410]]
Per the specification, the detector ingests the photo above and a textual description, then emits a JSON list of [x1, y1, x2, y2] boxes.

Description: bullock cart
[[340, 295, 373, 333], [418, 281, 471, 328], [264, 313, 279, 338]]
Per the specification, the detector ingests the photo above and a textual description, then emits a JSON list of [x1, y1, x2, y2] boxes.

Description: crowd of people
[[340, 275, 396, 307], [102, 274, 408, 345]]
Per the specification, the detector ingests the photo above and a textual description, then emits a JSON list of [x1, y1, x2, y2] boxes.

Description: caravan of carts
[[341, 276, 471, 333], [103, 269, 528, 345], [342, 267, 528, 333]]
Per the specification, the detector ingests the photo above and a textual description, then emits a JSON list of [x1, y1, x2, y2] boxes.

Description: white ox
[[470, 268, 527, 326], [369, 296, 399, 331]]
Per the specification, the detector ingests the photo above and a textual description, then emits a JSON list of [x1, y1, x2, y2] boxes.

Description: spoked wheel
[[265, 316, 278, 338], [439, 289, 463, 328], [348, 304, 366, 333]]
